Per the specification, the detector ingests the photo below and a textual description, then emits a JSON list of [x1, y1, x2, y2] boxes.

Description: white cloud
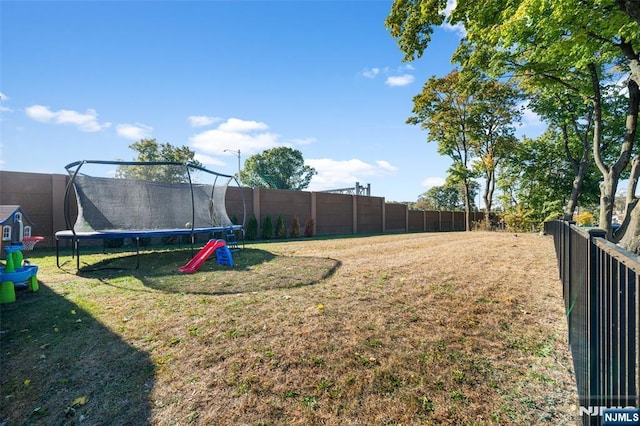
[[26, 105, 55, 122], [25, 105, 111, 132], [218, 118, 269, 133], [193, 153, 226, 167], [362, 65, 416, 86], [421, 177, 446, 188], [116, 123, 153, 140], [0, 91, 11, 113], [188, 115, 222, 127], [190, 118, 279, 156], [443, 0, 467, 37], [362, 67, 380, 79], [306, 158, 398, 191], [385, 74, 415, 87], [376, 160, 398, 172]]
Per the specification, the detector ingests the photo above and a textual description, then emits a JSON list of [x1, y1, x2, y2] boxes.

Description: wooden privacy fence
[[0, 171, 496, 248], [545, 220, 639, 425]]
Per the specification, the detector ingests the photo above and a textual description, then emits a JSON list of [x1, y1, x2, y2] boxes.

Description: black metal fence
[[545, 220, 639, 425]]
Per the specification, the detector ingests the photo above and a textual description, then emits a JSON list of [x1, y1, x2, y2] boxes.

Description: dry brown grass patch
[[1, 232, 578, 425]]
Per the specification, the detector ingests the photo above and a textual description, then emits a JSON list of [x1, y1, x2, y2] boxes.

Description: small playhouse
[[0, 205, 43, 303]]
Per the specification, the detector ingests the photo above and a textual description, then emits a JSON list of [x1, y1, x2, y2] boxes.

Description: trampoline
[[55, 160, 245, 270]]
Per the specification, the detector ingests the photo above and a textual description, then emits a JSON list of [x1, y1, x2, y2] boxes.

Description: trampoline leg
[[75, 239, 80, 271]]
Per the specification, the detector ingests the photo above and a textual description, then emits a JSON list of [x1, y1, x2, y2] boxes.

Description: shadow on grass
[[76, 248, 342, 296], [0, 284, 154, 425]]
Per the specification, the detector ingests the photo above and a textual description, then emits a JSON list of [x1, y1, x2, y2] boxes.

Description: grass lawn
[[1, 232, 578, 425]]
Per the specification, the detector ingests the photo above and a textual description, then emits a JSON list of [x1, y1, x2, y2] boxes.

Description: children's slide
[[178, 239, 233, 274]]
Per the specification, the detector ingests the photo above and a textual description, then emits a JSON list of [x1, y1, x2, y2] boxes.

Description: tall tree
[[468, 78, 520, 227], [116, 138, 202, 182], [407, 70, 518, 230], [408, 70, 477, 230], [525, 83, 596, 221], [240, 147, 317, 190]]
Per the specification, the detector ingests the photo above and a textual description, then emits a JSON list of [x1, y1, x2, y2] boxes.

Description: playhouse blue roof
[[0, 205, 34, 226]]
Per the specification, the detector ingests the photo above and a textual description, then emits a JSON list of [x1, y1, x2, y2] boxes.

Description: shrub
[[246, 215, 258, 241], [275, 214, 287, 239], [501, 206, 537, 232], [289, 216, 301, 238], [262, 215, 273, 240], [304, 217, 315, 238], [574, 211, 595, 226]]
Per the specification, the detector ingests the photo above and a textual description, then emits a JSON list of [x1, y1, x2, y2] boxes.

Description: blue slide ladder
[[215, 243, 234, 267]]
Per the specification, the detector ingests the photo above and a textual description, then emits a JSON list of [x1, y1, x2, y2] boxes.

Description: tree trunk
[[617, 0, 640, 25], [562, 121, 591, 221], [612, 80, 640, 249], [592, 65, 635, 240], [463, 180, 472, 231], [563, 164, 588, 221], [618, 199, 640, 253], [599, 174, 619, 240], [483, 169, 495, 229], [614, 155, 640, 244]]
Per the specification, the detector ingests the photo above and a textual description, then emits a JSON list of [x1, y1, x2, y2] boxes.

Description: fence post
[[311, 192, 317, 236], [381, 198, 386, 233], [253, 188, 261, 237], [562, 221, 577, 315], [405, 204, 409, 233], [587, 228, 606, 425], [352, 195, 358, 235]]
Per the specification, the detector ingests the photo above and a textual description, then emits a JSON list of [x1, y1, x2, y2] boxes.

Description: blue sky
[[1, 0, 544, 202]]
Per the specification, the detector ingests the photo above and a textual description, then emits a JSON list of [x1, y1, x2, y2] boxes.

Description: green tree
[[240, 147, 317, 190], [417, 184, 465, 211], [407, 70, 512, 230], [408, 70, 475, 230], [498, 131, 601, 229], [275, 214, 287, 239], [304, 217, 315, 238], [289, 216, 301, 238], [261, 215, 273, 240], [468, 78, 521, 227], [116, 138, 202, 182], [245, 215, 259, 241], [526, 85, 593, 221], [386, 0, 640, 242]]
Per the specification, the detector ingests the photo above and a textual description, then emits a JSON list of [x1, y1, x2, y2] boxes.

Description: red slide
[[178, 239, 227, 274]]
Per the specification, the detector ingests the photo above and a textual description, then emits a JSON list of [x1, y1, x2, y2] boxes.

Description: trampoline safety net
[[63, 160, 240, 233]]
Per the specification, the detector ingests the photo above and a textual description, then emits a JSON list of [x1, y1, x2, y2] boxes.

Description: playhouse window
[[24, 226, 32, 237], [2, 225, 11, 241], [14, 212, 22, 222]]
